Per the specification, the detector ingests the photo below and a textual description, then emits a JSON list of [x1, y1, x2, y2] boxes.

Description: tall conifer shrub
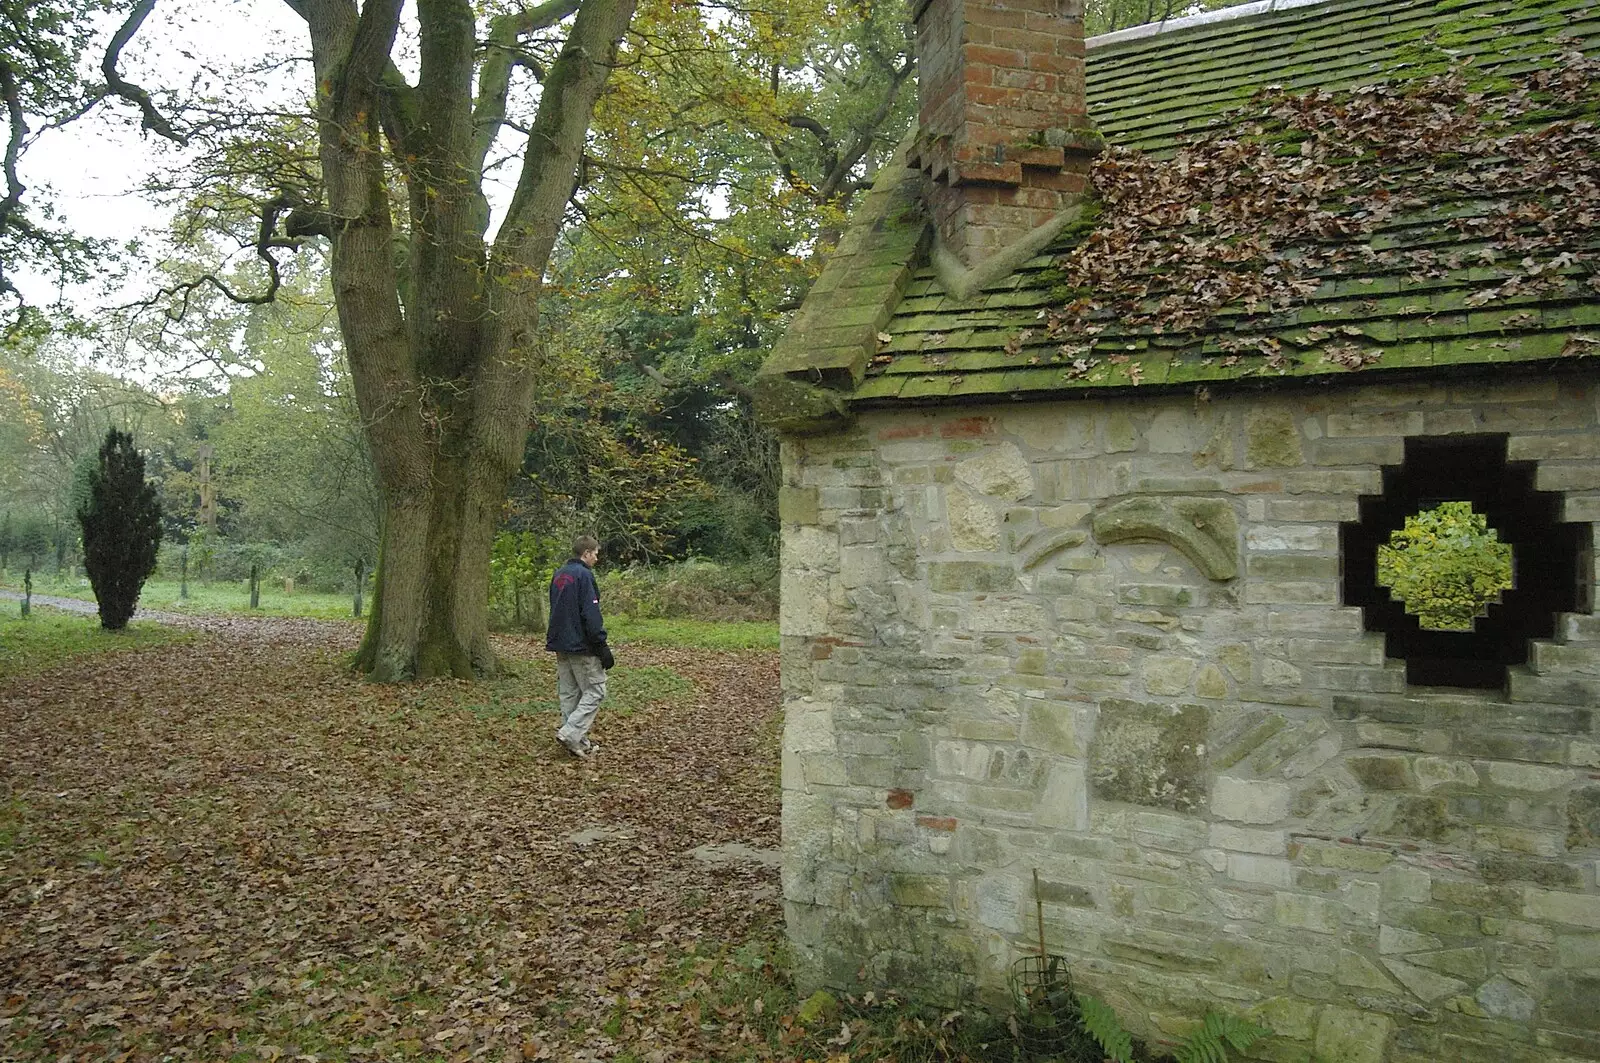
[[77, 429, 163, 630]]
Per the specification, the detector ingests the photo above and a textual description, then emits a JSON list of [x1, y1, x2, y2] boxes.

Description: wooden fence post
[[249, 564, 259, 609], [353, 558, 365, 619], [21, 568, 30, 618]]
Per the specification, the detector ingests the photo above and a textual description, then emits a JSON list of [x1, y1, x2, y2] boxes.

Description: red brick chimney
[[909, 0, 1100, 267]]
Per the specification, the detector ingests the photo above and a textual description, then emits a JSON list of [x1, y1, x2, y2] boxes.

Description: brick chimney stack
[[909, 0, 1100, 267]]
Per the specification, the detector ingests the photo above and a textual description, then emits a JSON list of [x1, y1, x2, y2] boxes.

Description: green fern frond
[[1173, 1011, 1272, 1063], [1076, 994, 1134, 1063]]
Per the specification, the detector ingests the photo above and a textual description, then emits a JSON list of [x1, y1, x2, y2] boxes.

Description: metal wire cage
[[1006, 954, 1101, 1062]]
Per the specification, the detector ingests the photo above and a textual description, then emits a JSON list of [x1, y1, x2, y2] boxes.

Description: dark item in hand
[[597, 645, 615, 670]]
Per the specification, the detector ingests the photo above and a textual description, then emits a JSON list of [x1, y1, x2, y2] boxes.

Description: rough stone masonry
[[778, 379, 1600, 1063]]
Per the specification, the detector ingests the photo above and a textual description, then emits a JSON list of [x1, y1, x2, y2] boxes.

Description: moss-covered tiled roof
[[756, 0, 1600, 419]]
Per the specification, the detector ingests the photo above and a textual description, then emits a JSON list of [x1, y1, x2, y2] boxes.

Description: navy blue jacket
[[546, 558, 608, 654]]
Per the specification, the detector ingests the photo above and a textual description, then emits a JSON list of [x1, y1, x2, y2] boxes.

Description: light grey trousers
[[555, 652, 607, 746]]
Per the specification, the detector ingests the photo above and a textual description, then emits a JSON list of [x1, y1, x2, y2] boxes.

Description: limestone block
[[1346, 754, 1417, 791], [1342, 879, 1381, 923], [1022, 701, 1082, 757], [839, 546, 889, 588], [1475, 976, 1536, 1021], [1213, 776, 1291, 824], [1261, 658, 1303, 687], [781, 485, 821, 525], [800, 752, 849, 787], [1037, 762, 1089, 829], [787, 700, 836, 753], [954, 443, 1033, 502], [1525, 888, 1600, 929], [1570, 785, 1600, 849], [946, 488, 1002, 551], [1380, 865, 1432, 904], [1379, 925, 1442, 955], [1194, 665, 1229, 699], [1335, 951, 1397, 989], [1211, 823, 1288, 854], [1326, 410, 1423, 437], [891, 873, 951, 908], [1227, 854, 1295, 887], [1089, 699, 1208, 811], [1269, 499, 1361, 523], [976, 874, 1024, 932], [1148, 409, 1195, 453], [1246, 409, 1306, 467], [1142, 656, 1197, 696], [1041, 502, 1094, 528], [933, 740, 994, 781], [929, 560, 1016, 593], [1247, 997, 1319, 1042], [1218, 643, 1253, 681], [1282, 469, 1383, 495], [1406, 945, 1486, 980], [1246, 524, 1338, 551], [1312, 1006, 1391, 1063], [780, 571, 831, 636], [966, 597, 1050, 633], [1485, 761, 1573, 792], [1557, 932, 1600, 967], [1380, 957, 1466, 1002], [1277, 893, 1341, 934], [1413, 757, 1478, 790], [1106, 412, 1138, 452], [782, 790, 836, 904], [1280, 735, 1343, 780], [1132, 810, 1208, 852], [1541, 972, 1600, 1030], [1013, 409, 1096, 454]]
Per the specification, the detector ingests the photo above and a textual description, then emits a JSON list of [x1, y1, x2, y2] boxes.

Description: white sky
[[15, 3, 317, 317]]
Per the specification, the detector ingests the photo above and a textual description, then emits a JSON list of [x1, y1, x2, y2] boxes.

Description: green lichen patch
[[1089, 699, 1209, 811]]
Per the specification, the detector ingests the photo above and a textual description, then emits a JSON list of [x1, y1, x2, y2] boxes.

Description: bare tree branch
[[122, 194, 314, 320], [0, 57, 27, 296], [102, 0, 188, 145], [816, 56, 912, 201], [471, 0, 583, 174]]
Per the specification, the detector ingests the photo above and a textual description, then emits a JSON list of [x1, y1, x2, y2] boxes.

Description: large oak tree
[[302, 0, 639, 679], [116, 0, 640, 679]]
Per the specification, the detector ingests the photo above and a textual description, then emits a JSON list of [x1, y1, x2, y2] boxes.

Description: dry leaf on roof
[[1044, 54, 1600, 367]]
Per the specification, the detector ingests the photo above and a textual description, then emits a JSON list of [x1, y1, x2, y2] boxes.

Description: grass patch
[[0, 573, 360, 621], [0, 606, 191, 679], [610, 617, 778, 650]]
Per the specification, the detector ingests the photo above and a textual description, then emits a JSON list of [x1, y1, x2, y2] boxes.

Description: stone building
[[753, 0, 1600, 1059]]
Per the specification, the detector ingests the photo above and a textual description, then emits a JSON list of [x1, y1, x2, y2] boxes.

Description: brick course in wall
[[779, 376, 1600, 1062]]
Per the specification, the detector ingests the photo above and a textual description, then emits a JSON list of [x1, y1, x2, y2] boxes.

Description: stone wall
[[778, 376, 1600, 1063]]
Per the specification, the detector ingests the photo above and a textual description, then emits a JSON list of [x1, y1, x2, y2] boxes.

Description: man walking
[[547, 535, 614, 758]]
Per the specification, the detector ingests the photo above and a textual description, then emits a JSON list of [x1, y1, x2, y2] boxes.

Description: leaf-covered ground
[[0, 621, 788, 1062]]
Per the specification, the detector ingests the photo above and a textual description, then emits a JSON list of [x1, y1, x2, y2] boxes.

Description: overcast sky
[[15, 1, 310, 315]]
